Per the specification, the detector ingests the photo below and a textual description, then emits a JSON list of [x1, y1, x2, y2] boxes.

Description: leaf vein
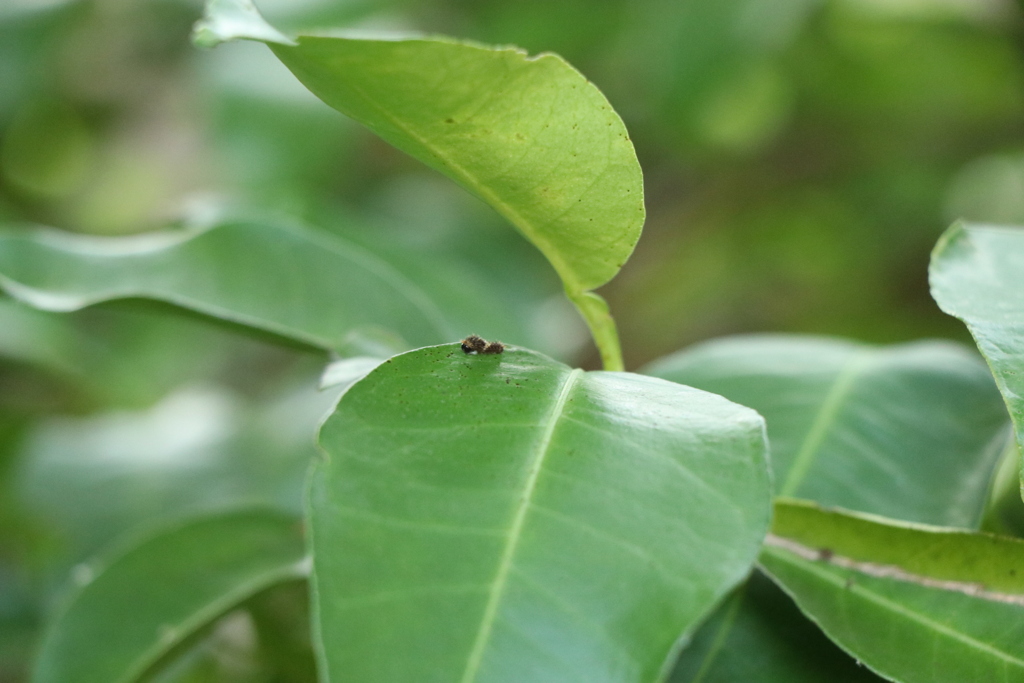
[[459, 367, 583, 683]]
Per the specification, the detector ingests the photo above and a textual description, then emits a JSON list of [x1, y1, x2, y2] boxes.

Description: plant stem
[[567, 290, 624, 372]]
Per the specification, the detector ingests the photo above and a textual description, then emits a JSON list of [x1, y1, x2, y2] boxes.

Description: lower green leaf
[[33, 509, 307, 683], [311, 344, 772, 683], [669, 571, 886, 683], [760, 500, 1024, 683]]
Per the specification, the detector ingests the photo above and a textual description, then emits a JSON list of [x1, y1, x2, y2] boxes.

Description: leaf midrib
[[687, 588, 746, 683], [780, 351, 873, 496], [459, 367, 583, 683]]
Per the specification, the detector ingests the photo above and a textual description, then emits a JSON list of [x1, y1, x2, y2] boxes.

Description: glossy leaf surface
[[930, 223, 1024, 469], [644, 334, 1009, 527], [760, 500, 1024, 683], [33, 509, 307, 683], [312, 344, 771, 683], [0, 218, 450, 351]]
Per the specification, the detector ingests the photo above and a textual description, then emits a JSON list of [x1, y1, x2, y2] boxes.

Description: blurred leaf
[[644, 334, 1009, 527], [245, 581, 318, 683], [0, 217, 452, 351], [0, 412, 37, 683], [613, 0, 813, 153], [319, 356, 381, 390], [669, 571, 884, 683], [313, 195, 585, 362], [33, 509, 307, 683], [983, 441, 1024, 537], [311, 344, 771, 682], [16, 377, 337, 564], [142, 610, 264, 683], [0, 297, 80, 377], [930, 223, 1024, 482], [0, 99, 94, 200], [945, 154, 1024, 226], [760, 500, 1024, 683], [0, 298, 278, 413], [199, 39, 354, 204]]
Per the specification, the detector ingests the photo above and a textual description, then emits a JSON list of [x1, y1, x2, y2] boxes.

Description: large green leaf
[[644, 334, 1009, 527], [311, 343, 771, 682], [194, 0, 644, 370], [33, 509, 308, 683], [760, 500, 1024, 683], [0, 217, 450, 352], [930, 222, 1024, 479]]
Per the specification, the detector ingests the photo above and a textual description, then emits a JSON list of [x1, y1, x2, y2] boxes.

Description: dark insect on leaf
[[482, 341, 505, 354], [461, 335, 487, 354], [461, 335, 503, 355]]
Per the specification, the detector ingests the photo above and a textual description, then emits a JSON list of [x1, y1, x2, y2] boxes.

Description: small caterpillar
[[482, 340, 505, 354], [461, 335, 504, 355]]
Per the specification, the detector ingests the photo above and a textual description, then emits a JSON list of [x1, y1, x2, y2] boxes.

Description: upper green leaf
[[644, 334, 1009, 527], [33, 509, 307, 683], [930, 222, 1024, 474], [311, 344, 771, 683], [195, 0, 644, 296], [0, 218, 451, 352], [760, 500, 1024, 683]]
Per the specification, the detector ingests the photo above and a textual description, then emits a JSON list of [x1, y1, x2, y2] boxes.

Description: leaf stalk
[[567, 290, 624, 372]]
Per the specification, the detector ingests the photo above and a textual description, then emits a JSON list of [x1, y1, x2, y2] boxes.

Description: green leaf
[[193, 0, 645, 370], [650, 335, 1009, 680], [930, 222, 1024, 480], [0, 218, 451, 351], [669, 571, 885, 683], [269, 38, 643, 293], [311, 344, 771, 682], [192, 0, 294, 48], [33, 509, 308, 683], [643, 334, 1009, 527], [0, 297, 80, 376], [16, 378, 337, 562], [760, 500, 1024, 683]]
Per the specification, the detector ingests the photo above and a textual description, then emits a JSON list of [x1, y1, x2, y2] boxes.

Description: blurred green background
[[3, 0, 1024, 680]]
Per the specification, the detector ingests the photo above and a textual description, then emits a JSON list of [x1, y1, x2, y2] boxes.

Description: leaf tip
[[191, 0, 296, 49]]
